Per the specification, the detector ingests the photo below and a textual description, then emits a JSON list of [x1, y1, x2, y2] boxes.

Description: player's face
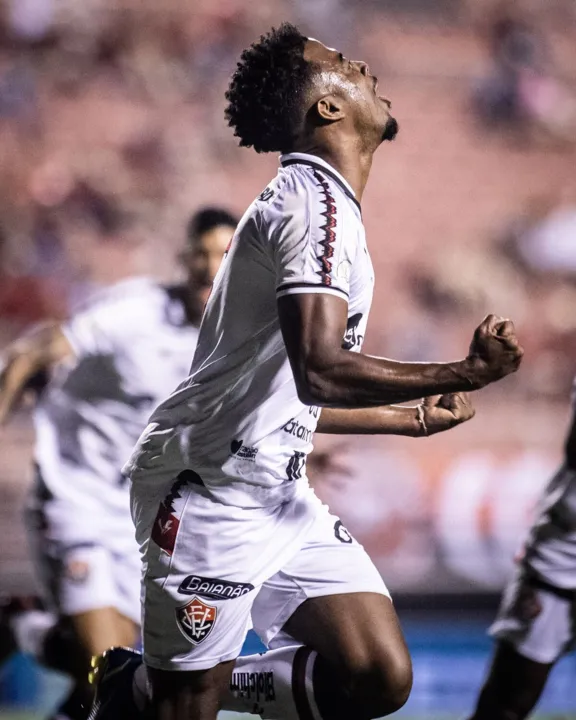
[[183, 224, 234, 306], [304, 40, 398, 145]]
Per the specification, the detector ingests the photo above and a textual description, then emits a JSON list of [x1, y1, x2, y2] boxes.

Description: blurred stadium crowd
[[0, 0, 575, 398], [0, 0, 576, 598]]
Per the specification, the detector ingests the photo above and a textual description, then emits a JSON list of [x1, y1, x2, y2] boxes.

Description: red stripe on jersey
[[312, 170, 337, 287]]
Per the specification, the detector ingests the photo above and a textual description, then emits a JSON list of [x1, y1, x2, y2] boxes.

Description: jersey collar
[[280, 152, 361, 213]]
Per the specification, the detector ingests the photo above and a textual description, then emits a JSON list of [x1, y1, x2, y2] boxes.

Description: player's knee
[[346, 647, 413, 717]]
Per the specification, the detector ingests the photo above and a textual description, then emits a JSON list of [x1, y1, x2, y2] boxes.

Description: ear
[[315, 95, 345, 123]]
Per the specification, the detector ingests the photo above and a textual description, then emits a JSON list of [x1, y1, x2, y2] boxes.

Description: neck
[[292, 137, 375, 201], [172, 283, 202, 327], [185, 294, 203, 327]]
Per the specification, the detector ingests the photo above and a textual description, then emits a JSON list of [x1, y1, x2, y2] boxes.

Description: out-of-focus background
[[0, 0, 575, 717]]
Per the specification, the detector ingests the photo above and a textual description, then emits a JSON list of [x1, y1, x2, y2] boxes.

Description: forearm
[[317, 405, 422, 436], [0, 323, 71, 424], [0, 353, 44, 423], [304, 350, 479, 408]]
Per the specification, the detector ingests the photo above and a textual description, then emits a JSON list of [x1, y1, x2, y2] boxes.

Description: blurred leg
[[50, 609, 139, 720], [71, 607, 138, 658], [468, 641, 553, 720]]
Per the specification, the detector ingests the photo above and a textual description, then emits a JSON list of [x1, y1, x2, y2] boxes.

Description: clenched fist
[[419, 392, 475, 436], [467, 315, 524, 388]]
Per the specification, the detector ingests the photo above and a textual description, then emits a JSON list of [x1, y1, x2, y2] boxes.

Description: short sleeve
[[273, 170, 357, 303], [62, 279, 157, 357], [62, 304, 118, 356]]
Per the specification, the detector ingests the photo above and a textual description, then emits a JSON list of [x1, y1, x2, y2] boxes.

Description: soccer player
[[467, 380, 576, 720], [90, 24, 523, 720], [0, 207, 237, 720]]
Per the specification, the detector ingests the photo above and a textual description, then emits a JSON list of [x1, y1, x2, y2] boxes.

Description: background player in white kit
[[0, 207, 237, 720], [468, 377, 576, 720], [90, 24, 524, 720]]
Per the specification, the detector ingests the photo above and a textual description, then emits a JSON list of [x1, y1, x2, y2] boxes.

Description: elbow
[[295, 366, 338, 407]]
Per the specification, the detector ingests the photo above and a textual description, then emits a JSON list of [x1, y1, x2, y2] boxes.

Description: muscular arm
[[317, 391, 474, 436], [0, 322, 73, 424], [317, 405, 422, 436], [278, 293, 522, 409]]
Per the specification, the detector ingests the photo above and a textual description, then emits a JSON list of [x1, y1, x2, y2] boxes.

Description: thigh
[[283, 593, 409, 673], [133, 472, 319, 672], [252, 501, 390, 651]]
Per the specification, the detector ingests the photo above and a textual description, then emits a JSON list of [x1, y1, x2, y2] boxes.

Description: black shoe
[[88, 646, 143, 720]]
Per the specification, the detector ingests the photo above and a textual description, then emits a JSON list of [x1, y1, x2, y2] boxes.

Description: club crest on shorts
[[175, 596, 217, 645], [65, 559, 90, 584]]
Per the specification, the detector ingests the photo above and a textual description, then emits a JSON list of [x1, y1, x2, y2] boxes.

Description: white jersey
[[523, 380, 576, 589], [126, 153, 374, 509], [34, 277, 199, 515]]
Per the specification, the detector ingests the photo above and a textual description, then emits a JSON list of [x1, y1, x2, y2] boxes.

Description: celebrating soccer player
[[90, 24, 523, 720]]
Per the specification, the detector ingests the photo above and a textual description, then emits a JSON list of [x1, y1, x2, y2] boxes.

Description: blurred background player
[[0, 206, 237, 720], [468, 376, 576, 720]]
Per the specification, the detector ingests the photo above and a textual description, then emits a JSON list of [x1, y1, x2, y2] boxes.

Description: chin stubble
[[383, 116, 399, 142]]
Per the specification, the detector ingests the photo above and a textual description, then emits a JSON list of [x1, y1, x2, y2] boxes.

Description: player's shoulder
[[247, 155, 361, 242], [252, 154, 329, 213], [71, 277, 162, 328], [277, 153, 361, 216], [74, 276, 158, 313]]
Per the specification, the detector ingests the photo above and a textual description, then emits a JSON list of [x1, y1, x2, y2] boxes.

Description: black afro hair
[[225, 23, 312, 154]]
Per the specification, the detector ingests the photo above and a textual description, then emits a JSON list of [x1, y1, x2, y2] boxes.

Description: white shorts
[[490, 566, 576, 664], [131, 470, 389, 671], [25, 469, 141, 625]]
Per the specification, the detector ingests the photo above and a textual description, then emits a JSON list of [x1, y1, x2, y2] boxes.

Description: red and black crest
[[176, 597, 217, 645]]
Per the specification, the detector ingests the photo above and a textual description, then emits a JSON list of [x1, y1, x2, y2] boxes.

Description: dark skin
[[468, 408, 576, 720], [467, 642, 553, 720], [293, 39, 394, 200], [280, 40, 523, 412], [148, 38, 523, 720], [318, 393, 475, 436]]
